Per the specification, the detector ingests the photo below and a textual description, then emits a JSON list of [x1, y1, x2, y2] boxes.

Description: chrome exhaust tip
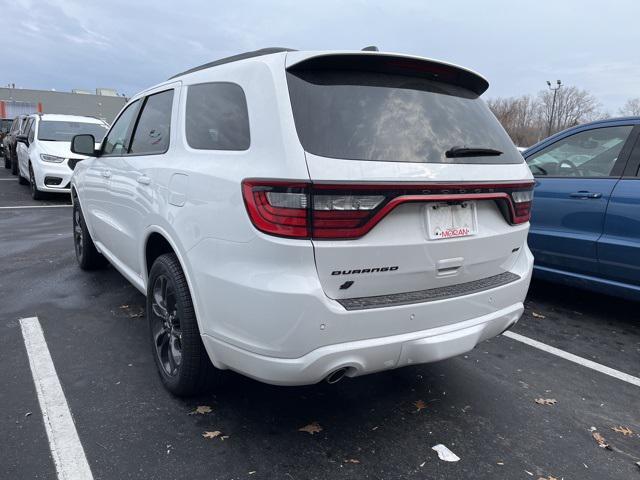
[[325, 367, 348, 384]]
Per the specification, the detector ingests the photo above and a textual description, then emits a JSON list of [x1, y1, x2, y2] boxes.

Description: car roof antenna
[[361, 45, 379, 51]]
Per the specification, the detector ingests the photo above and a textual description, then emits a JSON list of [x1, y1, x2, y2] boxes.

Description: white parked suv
[[16, 113, 108, 199], [70, 48, 534, 396]]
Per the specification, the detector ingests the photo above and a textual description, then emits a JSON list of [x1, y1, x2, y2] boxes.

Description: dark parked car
[[3, 115, 28, 173], [523, 117, 640, 301], [0, 118, 13, 168]]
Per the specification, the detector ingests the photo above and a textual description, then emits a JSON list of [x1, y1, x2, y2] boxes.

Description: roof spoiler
[[286, 53, 489, 96]]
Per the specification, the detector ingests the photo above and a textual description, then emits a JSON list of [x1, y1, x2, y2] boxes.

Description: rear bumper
[[190, 236, 533, 385], [202, 302, 523, 385]]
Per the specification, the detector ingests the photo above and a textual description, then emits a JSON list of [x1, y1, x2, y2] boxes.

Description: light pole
[[546, 80, 562, 136]]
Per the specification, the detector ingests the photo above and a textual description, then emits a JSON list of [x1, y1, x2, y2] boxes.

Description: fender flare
[[141, 225, 206, 335]]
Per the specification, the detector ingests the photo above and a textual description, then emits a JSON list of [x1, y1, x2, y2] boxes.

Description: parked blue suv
[[523, 117, 640, 301]]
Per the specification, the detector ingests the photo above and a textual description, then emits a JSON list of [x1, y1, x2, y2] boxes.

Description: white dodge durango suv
[[16, 113, 108, 199], [70, 48, 534, 396]]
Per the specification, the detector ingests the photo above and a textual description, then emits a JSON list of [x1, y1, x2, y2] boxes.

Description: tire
[[29, 164, 44, 200], [18, 167, 28, 185], [73, 200, 107, 270], [147, 253, 216, 396], [10, 151, 18, 175]]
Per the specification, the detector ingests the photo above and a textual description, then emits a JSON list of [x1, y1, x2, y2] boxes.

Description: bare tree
[[619, 98, 640, 116], [487, 95, 540, 147], [488, 85, 606, 146], [538, 86, 600, 135]]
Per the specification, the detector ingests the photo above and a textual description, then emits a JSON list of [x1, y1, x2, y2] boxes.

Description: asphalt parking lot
[[1, 166, 638, 480]]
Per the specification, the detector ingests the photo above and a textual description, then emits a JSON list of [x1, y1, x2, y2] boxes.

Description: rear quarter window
[[185, 82, 250, 150]]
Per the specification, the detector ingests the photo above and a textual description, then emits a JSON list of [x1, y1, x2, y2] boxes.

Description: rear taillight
[[242, 181, 310, 238], [242, 180, 534, 239], [510, 189, 534, 224]]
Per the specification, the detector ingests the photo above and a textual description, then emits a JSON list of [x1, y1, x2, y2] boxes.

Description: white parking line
[[0, 178, 16, 180], [20, 317, 94, 480], [0, 204, 71, 209], [503, 330, 640, 387]]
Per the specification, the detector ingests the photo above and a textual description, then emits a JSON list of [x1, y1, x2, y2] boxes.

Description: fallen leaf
[[537, 476, 558, 480], [202, 431, 221, 439], [419, 461, 426, 467], [248, 472, 256, 475], [119, 304, 130, 309], [298, 422, 322, 435], [414, 400, 428, 412], [534, 398, 557, 405], [190, 405, 213, 415], [24, 412, 32, 417], [432, 444, 460, 462], [497, 461, 504, 466], [611, 426, 633, 436], [532, 312, 546, 319], [592, 431, 611, 450], [343, 459, 360, 464]]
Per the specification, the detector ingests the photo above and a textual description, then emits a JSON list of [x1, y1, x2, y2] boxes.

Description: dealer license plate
[[426, 202, 477, 240]]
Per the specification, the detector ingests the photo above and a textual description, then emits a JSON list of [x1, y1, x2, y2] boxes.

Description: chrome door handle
[[570, 191, 602, 199], [101, 169, 112, 178], [137, 175, 151, 185]]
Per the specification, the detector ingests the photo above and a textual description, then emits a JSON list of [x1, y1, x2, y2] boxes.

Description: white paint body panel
[[72, 50, 534, 385]]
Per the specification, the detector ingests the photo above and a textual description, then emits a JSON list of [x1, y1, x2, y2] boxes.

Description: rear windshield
[[38, 121, 108, 142], [287, 70, 521, 164]]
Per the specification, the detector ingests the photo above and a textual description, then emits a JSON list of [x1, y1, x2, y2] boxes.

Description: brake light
[[242, 181, 310, 238], [510, 189, 534, 224], [242, 180, 534, 239]]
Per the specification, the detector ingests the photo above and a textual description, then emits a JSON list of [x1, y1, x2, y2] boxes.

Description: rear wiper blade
[[445, 146, 503, 158]]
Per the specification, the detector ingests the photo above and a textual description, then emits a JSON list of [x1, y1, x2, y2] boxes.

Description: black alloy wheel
[[150, 274, 183, 377], [147, 253, 217, 396]]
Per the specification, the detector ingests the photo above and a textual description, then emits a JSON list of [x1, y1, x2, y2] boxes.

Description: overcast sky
[[3, 0, 638, 113]]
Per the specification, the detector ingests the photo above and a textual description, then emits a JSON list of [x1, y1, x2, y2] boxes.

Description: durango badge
[[331, 266, 399, 275]]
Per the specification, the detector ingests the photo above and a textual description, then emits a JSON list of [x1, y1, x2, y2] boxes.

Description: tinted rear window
[[287, 70, 521, 164], [38, 121, 108, 142], [185, 82, 250, 150]]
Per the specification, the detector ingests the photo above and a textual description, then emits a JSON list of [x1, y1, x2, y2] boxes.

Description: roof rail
[[169, 47, 297, 80]]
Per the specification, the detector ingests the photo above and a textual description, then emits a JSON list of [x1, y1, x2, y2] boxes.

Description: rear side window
[[130, 90, 174, 155], [287, 70, 521, 164], [19, 117, 29, 134], [25, 118, 34, 135], [28, 119, 35, 142], [185, 83, 250, 150]]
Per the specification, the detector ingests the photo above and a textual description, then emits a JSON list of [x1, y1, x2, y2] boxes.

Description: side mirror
[[17, 134, 29, 146], [71, 134, 97, 156]]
